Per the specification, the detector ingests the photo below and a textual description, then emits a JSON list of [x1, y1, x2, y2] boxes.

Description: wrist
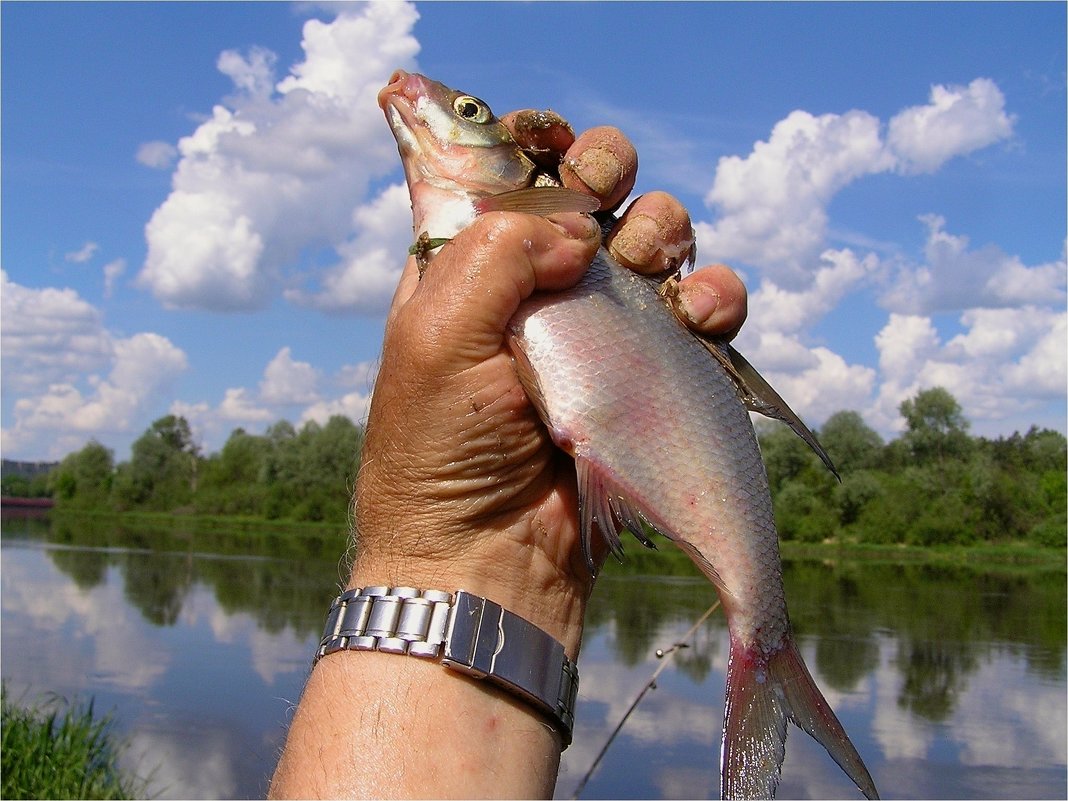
[[350, 522, 590, 659], [315, 585, 579, 750]]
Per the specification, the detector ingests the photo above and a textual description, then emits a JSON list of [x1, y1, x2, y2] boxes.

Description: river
[[1, 510, 1064, 799]]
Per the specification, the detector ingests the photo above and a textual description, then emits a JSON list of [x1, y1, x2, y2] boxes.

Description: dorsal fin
[[698, 337, 840, 480]]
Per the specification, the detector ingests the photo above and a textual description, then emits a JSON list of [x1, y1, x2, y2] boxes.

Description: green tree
[[899, 387, 972, 466], [833, 470, 882, 527], [263, 416, 362, 522], [756, 422, 821, 494], [197, 428, 269, 516], [819, 411, 883, 473], [775, 479, 838, 542], [1, 474, 31, 497], [112, 415, 200, 510], [50, 441, 115, 509]]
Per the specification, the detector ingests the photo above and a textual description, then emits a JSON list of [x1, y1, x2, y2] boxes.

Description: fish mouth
[[377, 69, 410, 110], [378, 69, 427, 155], [377, 69, 427, 119]]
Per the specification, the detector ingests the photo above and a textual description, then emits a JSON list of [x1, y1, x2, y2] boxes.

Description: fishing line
[[570, 600, 722, 799]]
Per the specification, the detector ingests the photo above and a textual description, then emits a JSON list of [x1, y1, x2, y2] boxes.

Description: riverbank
[[27, 507, 1064, 571], [779, 539, 1065, 567]]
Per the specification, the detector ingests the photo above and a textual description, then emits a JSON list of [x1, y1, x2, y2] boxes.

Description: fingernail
[[609, 214, 661, 270], [570, 147, 622, 197], [548, 213, 599, 241], [677, 283, 720, 326]]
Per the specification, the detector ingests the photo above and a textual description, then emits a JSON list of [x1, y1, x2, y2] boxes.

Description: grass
[[1, 685, 147, 800], [778, 538, 1066, 568]]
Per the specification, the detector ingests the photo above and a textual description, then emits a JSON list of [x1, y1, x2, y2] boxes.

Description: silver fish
[[378, 69, 878, 801]]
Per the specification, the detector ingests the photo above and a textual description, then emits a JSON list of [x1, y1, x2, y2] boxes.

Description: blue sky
[[3, 1, 1065, 462]]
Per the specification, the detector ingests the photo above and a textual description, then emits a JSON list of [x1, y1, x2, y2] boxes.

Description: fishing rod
[[570, 600, 722, 799]]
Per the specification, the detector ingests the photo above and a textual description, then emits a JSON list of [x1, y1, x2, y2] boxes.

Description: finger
[[501, 109, 576, 170], [606, 191, 695, 276], [397, 212, 600, 372], [559, 126, 637, 211], [672, 263, 749, 340]]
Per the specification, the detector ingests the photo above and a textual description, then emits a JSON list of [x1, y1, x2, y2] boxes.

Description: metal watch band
[[315, 586, 579, 748]]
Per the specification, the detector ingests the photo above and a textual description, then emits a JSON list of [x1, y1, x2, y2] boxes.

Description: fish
[[377, 69, 879, 801]]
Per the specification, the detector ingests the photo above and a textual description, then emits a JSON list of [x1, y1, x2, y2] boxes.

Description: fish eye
[[452, 95, 493, 124]]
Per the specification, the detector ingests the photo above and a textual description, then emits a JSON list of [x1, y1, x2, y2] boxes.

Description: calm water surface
[[2, 511, 1064, 799]]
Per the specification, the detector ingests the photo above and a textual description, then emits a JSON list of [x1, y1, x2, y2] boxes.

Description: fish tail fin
[[721, 636, 879, 800]]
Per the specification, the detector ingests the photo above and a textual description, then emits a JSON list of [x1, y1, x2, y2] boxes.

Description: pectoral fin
[[474, 186, 599, 216], [698, 338, 840, 480]]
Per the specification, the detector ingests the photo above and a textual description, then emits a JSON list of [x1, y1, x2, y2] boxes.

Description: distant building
[[1, 459, 59, 479]]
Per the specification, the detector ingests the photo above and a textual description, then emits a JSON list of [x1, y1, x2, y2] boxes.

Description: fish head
[[379, 70, 536, 236]]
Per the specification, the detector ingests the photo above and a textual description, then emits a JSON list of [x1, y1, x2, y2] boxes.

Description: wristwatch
[[315, 585, 579, 747]]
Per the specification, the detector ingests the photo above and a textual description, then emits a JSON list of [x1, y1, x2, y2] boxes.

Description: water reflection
[[1, 511, 1064, 799], [561, 552, 1066, 799]]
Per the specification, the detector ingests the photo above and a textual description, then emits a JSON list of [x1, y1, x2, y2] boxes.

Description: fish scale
[[377, 69, 879, 801], [511, 253, 789, 649]]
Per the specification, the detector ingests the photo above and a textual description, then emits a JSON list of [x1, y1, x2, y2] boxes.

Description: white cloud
[[259, 346, 320, 405], [217, 45, 276, 100], [881, 215, 1067, 314], [876, 313, 940, 382], [217, 388, 274, 423], [284, 182, 412, 313], [103, 258, 126, 297], [1, 270, 113, 394], [725, 249, 880, 425], [743, 248, 880, 338], [136, 140, 178, 169], [690, 76, 1054, 438], [869, 307, 1065, 433], [170, 350, 376, 453], [1, 272, 188, 458], [137, 2, 420, 312], [171, 394, 271, 449], [728, 224, 1064, 436], [300, 389, 372, 428], [763, 347, 878, 426], [336, 359, 378, 391], [1000, 311, 1067, 397], [698, 109, 892, 282], [696, 79, 1015, 283], [64, 241, 99, 263], [887, 78, 1016, 174], [8, 333, 187, 438]]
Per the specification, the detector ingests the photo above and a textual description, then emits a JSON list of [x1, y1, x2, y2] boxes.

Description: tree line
[[758, 387, 1065, 548], [25, 387, 1068, 546], [45, 414, 363, 525]]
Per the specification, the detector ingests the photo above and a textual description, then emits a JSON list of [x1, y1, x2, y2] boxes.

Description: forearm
[[268, 646, 563, 799], [269, 536, 587, 799]]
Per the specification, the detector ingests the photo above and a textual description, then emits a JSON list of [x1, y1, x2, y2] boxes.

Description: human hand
[[350, 122, 747, 658], [502, 110, 747, 336]]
